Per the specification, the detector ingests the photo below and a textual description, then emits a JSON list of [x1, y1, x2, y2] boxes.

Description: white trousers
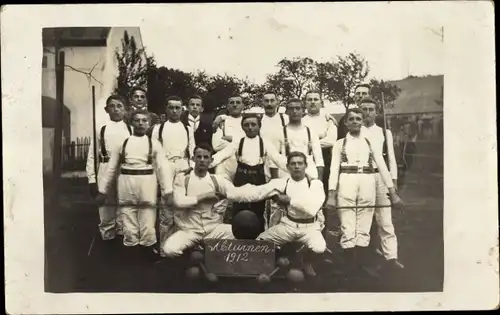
[[162, 224, 235, 257], [97, 162, 122, 240], [257, 217, 326, 253], [374, 173, 398, 260], [265, 201, 325, 231], [337, 173, 376, 249], [117, 173, 158, 247]]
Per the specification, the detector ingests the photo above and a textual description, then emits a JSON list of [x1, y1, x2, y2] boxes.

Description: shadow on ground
[[44, 171, 443, 293]]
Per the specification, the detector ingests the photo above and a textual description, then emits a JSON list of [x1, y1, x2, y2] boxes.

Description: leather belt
[[120, 169, 154, 175], [340, 166, 378, 174], [286, 214, 316, 224]]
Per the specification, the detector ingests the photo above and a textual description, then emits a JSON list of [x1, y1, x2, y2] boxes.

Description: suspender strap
[[237, 138, 245, 158], [99, 126, 107, 161], [158, 122, 165, 145], [259, 136, 264, 158], [147, 135, 153, 165], [340, 136, 374, 169], [341, 137, 348, 163], [306, 126, 312, 156], [283, 126, 290, 157], [120, 138, 129, 164], [279, 113, 285, 127], [126, 124, 132, 135], [184, 174, 220, 196], [236, 136, 265, 163], [183, 122, 190, 160]]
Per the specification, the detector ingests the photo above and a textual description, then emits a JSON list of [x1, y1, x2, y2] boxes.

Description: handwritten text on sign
[[204, 239, 276, 276]]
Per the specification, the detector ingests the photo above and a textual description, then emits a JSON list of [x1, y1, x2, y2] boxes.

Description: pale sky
[[140, 3, 444, 85]]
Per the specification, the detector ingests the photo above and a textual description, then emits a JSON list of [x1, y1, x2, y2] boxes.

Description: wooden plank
[[204, 239, 276, 277]]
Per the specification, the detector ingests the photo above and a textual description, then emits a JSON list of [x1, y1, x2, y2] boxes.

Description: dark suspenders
[[99, 123, 132, 162], [283, 176, 312, 213], [120, 135, 153, 165], [283, 126, 312, 157], [158, 121, 190, 159], [184, 174, 220, 196], [236, 137, 264, 163], [340, 136, 374, 169]]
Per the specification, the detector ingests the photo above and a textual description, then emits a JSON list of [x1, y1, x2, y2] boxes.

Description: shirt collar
[[188, 114, 199, 121]]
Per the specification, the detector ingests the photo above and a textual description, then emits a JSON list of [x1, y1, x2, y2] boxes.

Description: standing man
[[337, 84, 371, 139], [96, 109, 173, 259], [325, 108, 402, 273], [126, 86, 160, 129], [303, 90, 338, 192], [211, 95, 246, 181], [181, 95, 213, 146], [86, 95, 132, 243], [151, 95, 195, 249], [277, 98, 324, 180], [360, 97, 404, 270], [209, 113, 289, 234]]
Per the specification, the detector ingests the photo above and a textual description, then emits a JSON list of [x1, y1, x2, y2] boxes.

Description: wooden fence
[[62, 137, 91, 171]]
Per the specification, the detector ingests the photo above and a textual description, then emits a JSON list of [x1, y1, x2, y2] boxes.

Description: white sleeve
[[173, 174, 198, 209], [212, 125, 229, 152], [151, 124, 159, 142], [310, 130, 324, 167], [328, 140, 343, 191], [386, 130, 398, 180], [153, 141, 174, 196], [289, 180, 325, 217], [210, 141, 237, 168], [222, 178, 282, 202], [86, 135, 97, 184], [265, 140, 288, 172], [320, 120, 337, 148], [98, 144, 121, 195], [188, 126, 195, 159], [372, 144, 394, 188]]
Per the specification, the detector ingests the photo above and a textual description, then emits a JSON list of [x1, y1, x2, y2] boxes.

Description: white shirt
[[99, 135, 173, 196], [86, 120, 132, 184], [187, 114, 200, 132], [212, 116, 244, 152], [303, 113, 338, 148], [151, 121, 195, 160], [260, 113, 289, 151], [210, 135, 288, 171], [277, 124, 325, 168], [329, 133, 394, 191], [361, 124, 398, 179]]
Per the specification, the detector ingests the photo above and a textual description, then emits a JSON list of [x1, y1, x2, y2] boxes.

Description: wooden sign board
[[204, 239, 276, 277]]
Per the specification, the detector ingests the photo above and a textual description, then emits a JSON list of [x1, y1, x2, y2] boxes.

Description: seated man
[[162, 143, 281, 257], [255, 151, 326, 277]]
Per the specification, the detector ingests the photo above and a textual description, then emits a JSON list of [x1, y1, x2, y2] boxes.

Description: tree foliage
[[369, 78, 402, 112], [114, 30, 156, 103]]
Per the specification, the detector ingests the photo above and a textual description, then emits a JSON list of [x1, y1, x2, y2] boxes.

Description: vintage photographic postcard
[[2, 2, 497, 313]]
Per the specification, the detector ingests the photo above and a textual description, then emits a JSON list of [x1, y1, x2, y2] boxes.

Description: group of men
[[86, 83, 404, 279]]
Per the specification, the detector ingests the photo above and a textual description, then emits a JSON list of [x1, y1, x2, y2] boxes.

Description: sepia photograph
[[3, 2, 498, 313]]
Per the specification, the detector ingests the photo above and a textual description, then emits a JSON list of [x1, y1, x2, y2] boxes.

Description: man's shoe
[[386, 258, 405, 270]]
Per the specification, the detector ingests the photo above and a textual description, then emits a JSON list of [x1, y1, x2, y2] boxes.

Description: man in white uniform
[[255, 151, 327, 277], [360, 97, 404, 270], [326, 108, 402, 272], [209, 113, 289, 233], [163, 143, 280, 257], [125, 86, 159, 129], [211, 95, 245, 181], [97, 109, 173, 258], [303, 90, 338, 192], [86, 95, 132, 242], [151, 96, 195, 249]]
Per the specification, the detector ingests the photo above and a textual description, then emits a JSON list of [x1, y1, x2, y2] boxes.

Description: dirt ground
[[44, 171, 443, 293]]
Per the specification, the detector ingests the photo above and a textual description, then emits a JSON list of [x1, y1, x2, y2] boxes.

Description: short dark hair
[[286, 98, 304, 107], [241, 113, 262, 128], [262, 91, 277, 98], [304, 90, 321, 99], [345, 107, 364, 119], [129, 108, 151, 120], [130, 86, 147, 96], [355, 83, 371, 91], [188, 94, 203, 104], [105, 95, 127, 107], [359, 97, 377, 106], [228, 95, 243, 101], [287, 151, 308, 166], [193, 143, 214, 156], [166, 95, 183, 105]]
